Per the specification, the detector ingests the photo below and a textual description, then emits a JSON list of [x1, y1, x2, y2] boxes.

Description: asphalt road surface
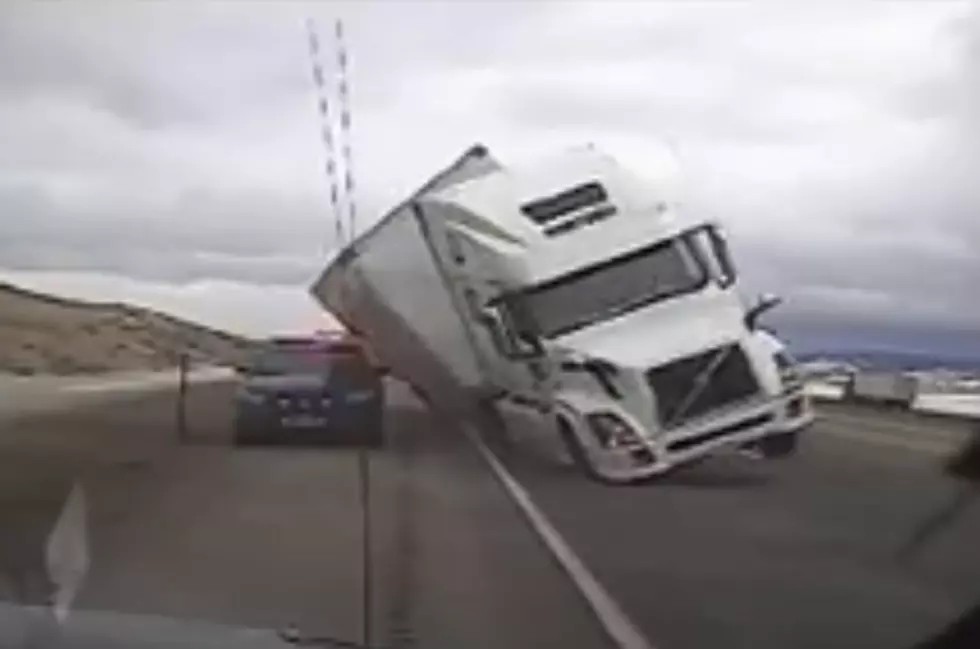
[[2, 379, 979, 649], [0, 379, 609, 649], [501, 404, 980, 649]]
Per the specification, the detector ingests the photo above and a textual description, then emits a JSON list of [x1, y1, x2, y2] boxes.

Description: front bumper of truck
[[734, 385, 814, 460], [771, 384, 815, 433], [653, 390, 811, 469], [555, 386, 814, 484]]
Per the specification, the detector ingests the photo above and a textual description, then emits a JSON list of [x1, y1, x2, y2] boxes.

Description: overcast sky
[[1, 2, 978, 348]]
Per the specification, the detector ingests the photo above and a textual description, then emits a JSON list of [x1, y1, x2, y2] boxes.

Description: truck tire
[[755, 430, 800, 459]]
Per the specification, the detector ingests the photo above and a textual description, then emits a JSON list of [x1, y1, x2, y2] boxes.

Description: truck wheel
[[755, 431, 800, 459]]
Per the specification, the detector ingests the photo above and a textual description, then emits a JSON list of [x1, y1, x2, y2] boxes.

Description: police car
[[233, 334, 385, 447]]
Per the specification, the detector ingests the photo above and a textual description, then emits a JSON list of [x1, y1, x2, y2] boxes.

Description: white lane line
[[818, 425, 952, 456], [465, 426, 655, 649]]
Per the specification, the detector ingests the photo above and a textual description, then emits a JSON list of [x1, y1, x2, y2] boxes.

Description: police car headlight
[[585, 412, 639, 449], [345, 390, 376, 404], [237, 388, 266, 405]]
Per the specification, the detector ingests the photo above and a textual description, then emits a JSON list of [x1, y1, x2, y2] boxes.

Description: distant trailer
[[844, 371, 918, 409]]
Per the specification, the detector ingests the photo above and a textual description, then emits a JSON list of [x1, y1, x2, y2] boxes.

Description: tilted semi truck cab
[[421, 146, 814, 483]]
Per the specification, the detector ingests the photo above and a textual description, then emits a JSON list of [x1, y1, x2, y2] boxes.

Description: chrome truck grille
[[645, 343, 760, 428]]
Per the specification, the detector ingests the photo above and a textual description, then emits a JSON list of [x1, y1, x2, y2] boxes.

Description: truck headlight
[[585, 412, 640, 449]]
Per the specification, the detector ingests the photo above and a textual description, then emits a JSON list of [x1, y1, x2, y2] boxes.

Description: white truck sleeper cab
[[311, 144, 813, 485], [432, 149, 815, 483]]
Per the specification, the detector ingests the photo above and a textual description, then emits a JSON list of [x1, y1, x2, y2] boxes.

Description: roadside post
[[176, 353, 189, 444]]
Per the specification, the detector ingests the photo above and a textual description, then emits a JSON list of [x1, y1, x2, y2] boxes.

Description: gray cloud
[[0, 4, 313, 129], [0, 180, 348, 284], [0, 2, 978, 340], [0, 2, 553, 130], [696, 4, 980, 337]]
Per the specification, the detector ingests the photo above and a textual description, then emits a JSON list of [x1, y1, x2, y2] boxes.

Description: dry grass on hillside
[[0, 281, 255, 375]]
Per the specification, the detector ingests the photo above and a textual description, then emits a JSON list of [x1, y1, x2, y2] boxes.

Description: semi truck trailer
[[845, 371, 919, 409], [310, 144, 813, 483]]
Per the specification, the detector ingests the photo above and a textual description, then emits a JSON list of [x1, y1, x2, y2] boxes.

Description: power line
[[306, 17, 372, 648], [306, 18, 345, 248], [334, 18, 358, 241]]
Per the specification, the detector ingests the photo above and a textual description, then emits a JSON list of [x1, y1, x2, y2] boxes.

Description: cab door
[[460, 283, 553, 405]]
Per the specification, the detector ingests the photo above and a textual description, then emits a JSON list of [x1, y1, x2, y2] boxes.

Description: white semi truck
[[311, 144, 813, 483]]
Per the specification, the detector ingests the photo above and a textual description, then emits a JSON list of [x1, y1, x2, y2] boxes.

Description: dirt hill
[[0, 281, 255, 375]]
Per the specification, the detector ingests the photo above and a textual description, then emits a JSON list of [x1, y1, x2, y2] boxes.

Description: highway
[[0, 377, 978, 649], [501, 405, 980, 649], [0, 378, 609, 649]]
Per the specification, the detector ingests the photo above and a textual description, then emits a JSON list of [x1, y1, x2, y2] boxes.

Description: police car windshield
[[248, 344, 358, 376]]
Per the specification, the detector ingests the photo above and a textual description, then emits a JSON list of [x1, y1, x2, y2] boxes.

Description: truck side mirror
[[745, 293, 782, 330]]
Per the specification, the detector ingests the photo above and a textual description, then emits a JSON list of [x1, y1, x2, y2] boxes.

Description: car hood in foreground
[[0, 604, 296, 649]]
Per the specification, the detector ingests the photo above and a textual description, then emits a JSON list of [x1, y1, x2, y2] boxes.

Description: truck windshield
[[513, 234, 710, 339]]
